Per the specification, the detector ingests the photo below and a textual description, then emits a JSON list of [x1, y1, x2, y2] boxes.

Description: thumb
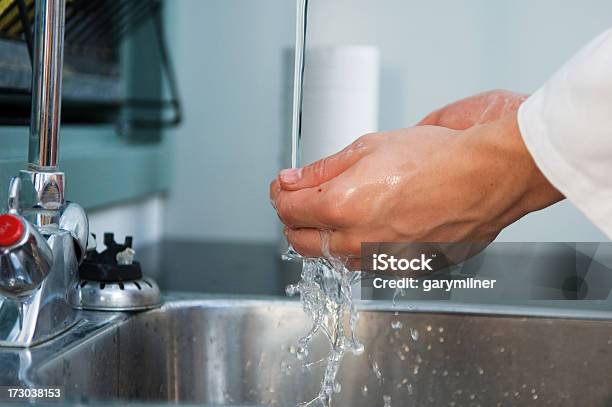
[[416, 109, 442, 126], [279, 137, 371, 191]]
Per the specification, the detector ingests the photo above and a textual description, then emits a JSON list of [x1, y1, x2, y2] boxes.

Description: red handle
[[0, 214, 25, 247]]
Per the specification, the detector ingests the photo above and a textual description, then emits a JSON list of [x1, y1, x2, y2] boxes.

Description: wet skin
[[270, 90, 563, 264]]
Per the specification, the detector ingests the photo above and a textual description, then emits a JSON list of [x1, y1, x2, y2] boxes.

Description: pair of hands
[[270, 90, 563, 262]]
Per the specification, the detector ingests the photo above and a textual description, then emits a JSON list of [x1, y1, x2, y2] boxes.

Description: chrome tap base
[[0, 231, 81, 347]]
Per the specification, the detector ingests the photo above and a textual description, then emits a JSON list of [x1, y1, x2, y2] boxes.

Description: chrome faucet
[[0, 0, 87, 347]]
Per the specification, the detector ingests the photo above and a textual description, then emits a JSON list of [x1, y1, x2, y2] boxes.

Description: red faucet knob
[[0, 214, 25, 247]]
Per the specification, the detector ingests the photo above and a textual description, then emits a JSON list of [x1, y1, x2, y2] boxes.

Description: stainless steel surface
[[0, 174, 82, 347], [17, 170, 65, 223], [1, 295, 612, 406], [0, 0, 93, 348], [0, 212, 52, 298], [28, 0, 66, 169], [0, 230, 81, 347], [68, 277, 161, 311]]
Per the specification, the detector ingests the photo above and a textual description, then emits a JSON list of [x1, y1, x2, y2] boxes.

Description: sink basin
[[2, 294, 612, 406]]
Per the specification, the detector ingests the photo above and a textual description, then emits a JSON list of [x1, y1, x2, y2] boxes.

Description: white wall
[[87, 195, 165, 249]]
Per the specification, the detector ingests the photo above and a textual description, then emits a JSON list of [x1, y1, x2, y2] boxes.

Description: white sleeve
[[518, 27, 612, 238]]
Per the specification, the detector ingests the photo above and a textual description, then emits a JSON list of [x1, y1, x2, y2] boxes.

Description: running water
[[284, 2, 363, 405], [290, 0, 308, 170], [285, 231, 363, 407]]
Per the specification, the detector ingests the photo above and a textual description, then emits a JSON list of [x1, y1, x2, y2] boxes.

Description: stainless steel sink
[[2, 294, 612, 406]]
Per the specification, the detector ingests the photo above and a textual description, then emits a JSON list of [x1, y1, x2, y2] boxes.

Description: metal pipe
[[28, 0, 66, 169]]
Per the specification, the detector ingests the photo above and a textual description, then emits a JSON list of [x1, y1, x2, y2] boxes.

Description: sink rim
[[159, 292, 612, 321]]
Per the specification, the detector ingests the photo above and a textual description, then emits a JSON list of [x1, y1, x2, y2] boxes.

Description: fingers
[[284, 227, 323, 257], [416, 109, 442, 126], [417, 100, 474, 130], [271, 169, 347, 229], [274, 187, 332, 229], [417, 90, 529, 130], [269, 177, 281, 206], [278, 137, 372, 191], [285, 227, 361, 259]]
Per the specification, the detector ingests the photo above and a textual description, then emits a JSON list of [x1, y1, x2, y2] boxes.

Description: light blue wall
[[163, 0, 611, 243], [163, 0, 294, 242]]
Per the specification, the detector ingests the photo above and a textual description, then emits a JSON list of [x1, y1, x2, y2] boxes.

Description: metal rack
[[1, 0, 160, 57], [0, 0, 181, 129]]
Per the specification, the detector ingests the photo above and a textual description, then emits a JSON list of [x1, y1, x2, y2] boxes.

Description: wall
[[162, 0, 295, 243], [87, 195, 165, 249]]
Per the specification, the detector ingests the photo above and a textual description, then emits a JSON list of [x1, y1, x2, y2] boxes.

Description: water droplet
[[333, 382, 341, 393], [361, 385, 368, 396], [285, 284, 299, 296], [410, 328, 419, 341], [372, 361, 382, 380], [426, 325, 432, 332], [383, 395, 392, 407], [296, 345, 308, 361], [391, 320, 403, 330]]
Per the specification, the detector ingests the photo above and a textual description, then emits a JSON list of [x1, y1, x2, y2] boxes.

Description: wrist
[[466, 112, 564, 229]]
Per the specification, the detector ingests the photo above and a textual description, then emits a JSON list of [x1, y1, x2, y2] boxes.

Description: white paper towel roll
[[300, 46, 380, 166]]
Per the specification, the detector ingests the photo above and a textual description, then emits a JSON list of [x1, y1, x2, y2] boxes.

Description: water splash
[[285, 230, 363, 407]]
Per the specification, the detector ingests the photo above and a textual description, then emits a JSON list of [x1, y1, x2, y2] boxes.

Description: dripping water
[[285, 231, 363, 407]]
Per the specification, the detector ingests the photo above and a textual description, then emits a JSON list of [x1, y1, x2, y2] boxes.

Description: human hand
[[270, 113, 562, 264], [418, 90, 528, 130]]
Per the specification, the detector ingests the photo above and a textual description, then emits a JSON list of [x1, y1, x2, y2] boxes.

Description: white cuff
[[518, 99, 612, 239]]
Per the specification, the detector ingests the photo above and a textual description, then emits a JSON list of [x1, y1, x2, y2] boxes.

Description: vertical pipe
[[28, 0, 66, 169]]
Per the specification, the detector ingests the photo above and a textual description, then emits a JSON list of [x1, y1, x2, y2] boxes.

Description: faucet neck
[[28, 0, 66, 170]]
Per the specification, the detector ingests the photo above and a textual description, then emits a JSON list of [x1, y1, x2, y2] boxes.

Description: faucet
[[0, 0, 88, 347]]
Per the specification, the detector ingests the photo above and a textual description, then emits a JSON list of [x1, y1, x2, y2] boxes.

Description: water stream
[[284, 231, 363, 407], [284, 3, 364, 406]]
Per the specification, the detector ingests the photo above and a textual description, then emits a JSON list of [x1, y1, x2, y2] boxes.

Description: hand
[[418, 90, 528, 129], [270, 113, 562, 265]]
